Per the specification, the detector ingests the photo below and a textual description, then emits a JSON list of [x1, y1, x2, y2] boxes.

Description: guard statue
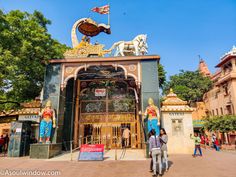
[[144, 98, 160, 135], [39, 100, 56, 143]]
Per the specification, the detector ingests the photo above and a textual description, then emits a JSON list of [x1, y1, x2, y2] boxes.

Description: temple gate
[[30, 14, 161, 158], [43, 56, 160, 150]]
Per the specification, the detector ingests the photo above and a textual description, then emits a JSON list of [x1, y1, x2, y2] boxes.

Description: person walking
[[160, 128, 168, 172], [190, 133, 202, 157], [122, 127, 130, 148], [200, 135, 206, 149], [149, 129, 162, 177], [205, 136, 209, 146], [214, 138, 220, 151], [211, 134, 216, 149]]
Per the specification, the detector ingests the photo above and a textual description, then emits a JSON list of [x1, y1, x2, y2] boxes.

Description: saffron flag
[[91, 5, 110, 14]]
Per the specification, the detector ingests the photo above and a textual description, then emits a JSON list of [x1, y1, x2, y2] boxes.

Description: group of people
[[148, 128, 168, 177], [190, 132, 221, 158], [0, 134, 9, 155], [145, 98, 167, 177], [200, 134, 209, 149]]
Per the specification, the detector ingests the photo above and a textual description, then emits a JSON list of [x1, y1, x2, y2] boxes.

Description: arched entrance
[[63, 65, 140, 149]]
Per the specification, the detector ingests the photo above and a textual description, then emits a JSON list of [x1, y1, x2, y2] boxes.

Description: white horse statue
[[108, 34, 148, 56]]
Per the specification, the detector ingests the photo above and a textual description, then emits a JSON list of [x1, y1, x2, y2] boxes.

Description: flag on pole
[[91, 5, 110, 14]]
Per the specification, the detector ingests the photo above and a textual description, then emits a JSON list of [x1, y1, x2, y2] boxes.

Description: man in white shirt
[[122, 127, 130, 147]]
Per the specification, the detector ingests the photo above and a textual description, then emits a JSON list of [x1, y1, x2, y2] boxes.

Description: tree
[[0, 10, 68, 110], [158, 63, 166, 89], [203, 115, 236, 133], [163, 70, 212, 104]]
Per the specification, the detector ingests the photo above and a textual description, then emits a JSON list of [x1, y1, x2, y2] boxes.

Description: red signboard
[[79, 144, 104, 161], [95, 89, 106, 96], [80, 144, 104, 152]]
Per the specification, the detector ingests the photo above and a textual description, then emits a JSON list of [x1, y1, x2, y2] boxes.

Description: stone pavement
[[0, 149, 235, 177]]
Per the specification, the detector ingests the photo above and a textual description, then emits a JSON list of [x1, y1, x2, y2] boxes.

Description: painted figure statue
[[39, 100, 56, 143], [144, 98, 160, 135]]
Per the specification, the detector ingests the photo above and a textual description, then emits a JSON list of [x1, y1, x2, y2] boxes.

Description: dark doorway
[[62, 78, 75, 150], [84, 124, 93, 144]]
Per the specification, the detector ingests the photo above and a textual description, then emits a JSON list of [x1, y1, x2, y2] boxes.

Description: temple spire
[[198, 58, 211, 77]]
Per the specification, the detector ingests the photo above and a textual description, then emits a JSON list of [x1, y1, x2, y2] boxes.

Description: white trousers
[[162, 150, 168, 170], [152, 148, 162, 175]]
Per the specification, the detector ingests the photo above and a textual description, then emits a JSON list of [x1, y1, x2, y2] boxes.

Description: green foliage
[[0, 9, 68, 110], [203, 115, 236, 133], [163, 70, 212, 103], [158, 63, 166, 89]]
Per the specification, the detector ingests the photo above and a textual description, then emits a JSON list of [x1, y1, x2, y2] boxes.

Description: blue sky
[[1, 0, 236, 77]]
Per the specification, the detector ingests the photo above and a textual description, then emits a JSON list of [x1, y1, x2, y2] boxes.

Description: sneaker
[[149, 170, 153, 173], [152, 174, 157, 177]]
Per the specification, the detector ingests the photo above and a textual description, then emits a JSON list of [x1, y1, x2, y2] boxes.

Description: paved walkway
[[0, 149, 235, 177]]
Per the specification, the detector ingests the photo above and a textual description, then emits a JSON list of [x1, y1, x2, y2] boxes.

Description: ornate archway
[[61, 61, 141, 90], [61, 64, 140, 149]]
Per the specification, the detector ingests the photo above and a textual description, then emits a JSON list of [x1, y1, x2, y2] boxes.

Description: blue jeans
[[214, 144, 220, 151], [194, 145, 202, 156], [148, 119, 160, 135]]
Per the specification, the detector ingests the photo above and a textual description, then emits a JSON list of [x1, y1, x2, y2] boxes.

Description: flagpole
[[108, 2, 110, 26]]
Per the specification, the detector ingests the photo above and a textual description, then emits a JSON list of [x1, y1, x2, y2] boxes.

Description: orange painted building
[[203, 46, 236, 116], [198, 46, 236, 147]]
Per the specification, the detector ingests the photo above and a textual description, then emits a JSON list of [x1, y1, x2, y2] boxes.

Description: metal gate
[[79, 80, 137, 148]]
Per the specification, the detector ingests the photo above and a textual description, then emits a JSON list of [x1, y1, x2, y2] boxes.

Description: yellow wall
[[192, 102, 207, 120], [0, 123, 10, 136]]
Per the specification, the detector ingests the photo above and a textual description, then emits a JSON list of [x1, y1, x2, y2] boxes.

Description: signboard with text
[[78, 144, 104, 161], [193, 120, 205, 127], [95, 89, 106, 96], [18, 115, 40, 123]]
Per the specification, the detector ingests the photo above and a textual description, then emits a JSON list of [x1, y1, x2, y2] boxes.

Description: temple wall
[[141, 60, 160, 111], [141, 60, 160, 155], [42, 64, 63, 143]]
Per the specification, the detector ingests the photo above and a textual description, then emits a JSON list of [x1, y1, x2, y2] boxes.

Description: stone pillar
[[43, 64, 62, 144], [141, 60, 160, 131], [73, 80, 80, 147], [136, 105, 141, 148], [141, 59, 160, 156]]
